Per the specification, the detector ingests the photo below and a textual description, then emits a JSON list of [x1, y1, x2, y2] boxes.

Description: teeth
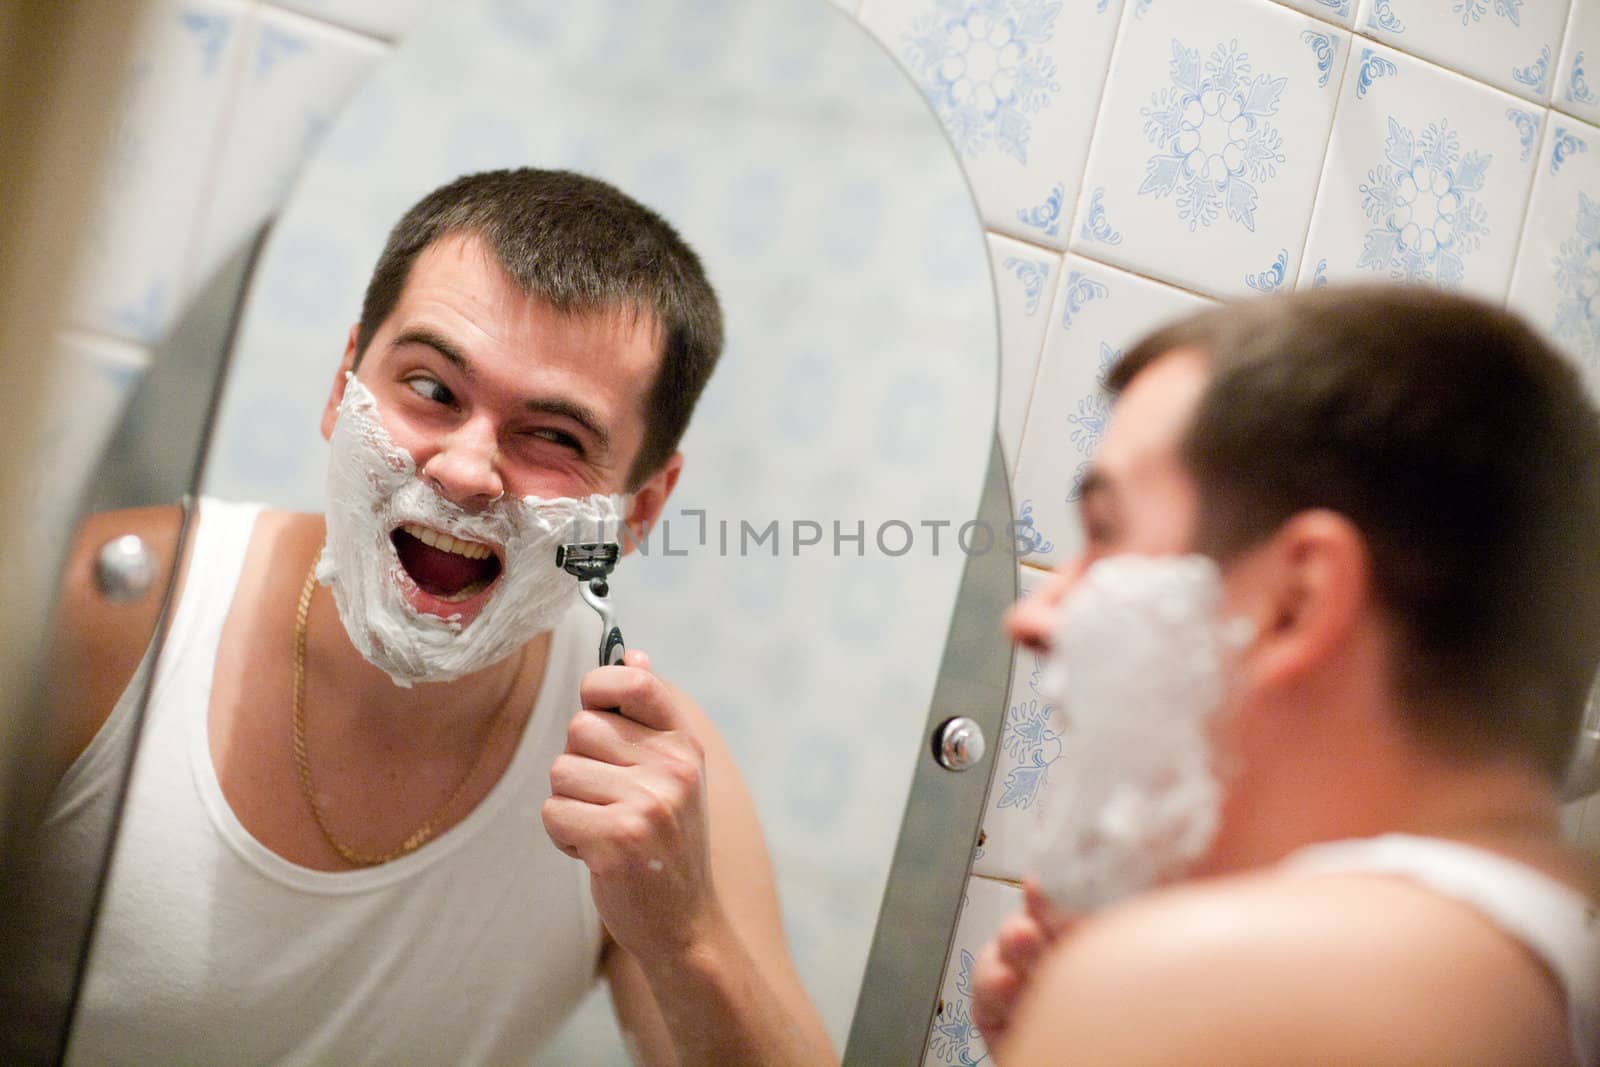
[[401, 523, 494, 561], [438, 579, 489, 603]]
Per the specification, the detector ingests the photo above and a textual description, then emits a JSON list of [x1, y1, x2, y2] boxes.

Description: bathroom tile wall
[[54, 1, 1600, 1063]]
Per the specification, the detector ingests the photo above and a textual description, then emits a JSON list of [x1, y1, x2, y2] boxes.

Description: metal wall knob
[[94, 534, 156, 603], [933, 716, 985, 771]]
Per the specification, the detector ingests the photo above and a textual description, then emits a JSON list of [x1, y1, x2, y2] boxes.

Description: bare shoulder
[[49, 504, 313, 780], [1003, 870, 1572, 1067], [49, 506, 188, 777]]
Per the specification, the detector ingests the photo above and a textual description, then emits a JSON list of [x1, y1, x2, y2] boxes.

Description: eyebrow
[[389, 326, 612, 455], [1077, 467, 1111, 504]]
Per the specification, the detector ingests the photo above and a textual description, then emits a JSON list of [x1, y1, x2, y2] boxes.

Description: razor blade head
[[556, 541, 620, 581]]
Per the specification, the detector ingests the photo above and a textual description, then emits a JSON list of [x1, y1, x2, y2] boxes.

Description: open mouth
[[391, 523, 503, 603]]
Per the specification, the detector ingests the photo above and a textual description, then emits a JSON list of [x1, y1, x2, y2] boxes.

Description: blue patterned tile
[[922, 877, 1022, 1067], [1010, 256, 1211, 568], [1556, 0, 1600, 128], [1508, 116, 1600, 400], [862, 0, 1125, 250], [187, 8, 385, 302], [1356, 0, 1569, 102], [1069, 0, 1346, 297], [1300, 40, 1541, 302], [989, 234, 1061, 471], [69, 0, 249, 342], [1274, 0, 1359, 29]]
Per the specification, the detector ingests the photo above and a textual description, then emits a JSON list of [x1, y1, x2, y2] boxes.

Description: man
[[974, 286, 1600, 1065], [43, 169, 834, 1064]]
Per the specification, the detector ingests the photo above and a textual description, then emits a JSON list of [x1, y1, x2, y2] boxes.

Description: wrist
[[627, 899, 742, 981]]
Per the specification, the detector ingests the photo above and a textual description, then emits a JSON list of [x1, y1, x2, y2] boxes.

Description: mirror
[[9, 1, 998, 1061]]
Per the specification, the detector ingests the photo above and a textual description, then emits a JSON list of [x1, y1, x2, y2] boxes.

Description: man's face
[[321, 231, 677, 625], [1011, 347, 1259, 906], [1010, 347, 1210, 652]]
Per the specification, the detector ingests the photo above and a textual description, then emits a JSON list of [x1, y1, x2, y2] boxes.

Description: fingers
[[1005, 560, 1085, 652], [564, 707, 651, 766], [580, 662, 680, 732], [541, 795, 660, 876], [970, 937, 1021, 1037], [971, 891, 1078, 1047], [1023, 878, 1077, 937], [993, 909, 1050, 976], [541, 755, 703, 877], [622, 648, 651, 672], [548, 751, 637, 804]]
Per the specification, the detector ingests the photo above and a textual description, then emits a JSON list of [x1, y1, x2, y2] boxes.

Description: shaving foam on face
[[319, 375, 626, 688], [1028, 554, 1253, 912]]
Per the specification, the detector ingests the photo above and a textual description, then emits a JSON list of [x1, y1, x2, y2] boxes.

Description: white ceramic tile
[[861, 0, 1125, 250], [1506, 116, 1600, 398], [1010, 256, 1212, 568], [265, 0, 433, 41], [1555, 0, 1600, 125], [988, 234, 1061, 471], [1299, 41, 1543, 303], [27, 332, 151, 562], [1575, 794, 1600, 850], [1357, 0, 1570, 103], [69, 0, 250, 343], [922, 875, 1022, 1067], [1561, 796, 1587, 842], [1069, 0, 1347, 298], [188, 8, 387, 297], [971, 568, 1070, 882], [1272, 0, 1359, 29]]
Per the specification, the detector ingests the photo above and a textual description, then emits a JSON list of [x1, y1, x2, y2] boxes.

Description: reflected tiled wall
[[53, 1, 1600, 1064]]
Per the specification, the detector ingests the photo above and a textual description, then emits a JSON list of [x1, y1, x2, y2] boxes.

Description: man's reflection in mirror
[[39, 169, 834, 1066], [974, 286, 1600, 1066]]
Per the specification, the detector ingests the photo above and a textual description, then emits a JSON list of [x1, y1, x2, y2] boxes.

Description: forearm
[[613, 915, 836, 1067]]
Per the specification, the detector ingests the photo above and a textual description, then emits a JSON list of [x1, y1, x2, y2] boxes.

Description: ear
[[1234, 509, 1371, 692], [619, 451, 683, 556], [320, 325, 361, 441]]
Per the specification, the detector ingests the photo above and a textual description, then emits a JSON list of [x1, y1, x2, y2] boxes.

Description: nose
[[420, 418, 505, 508], [1005, 557, 1088, 653]]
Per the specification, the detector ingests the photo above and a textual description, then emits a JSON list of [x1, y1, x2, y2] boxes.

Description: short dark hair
[[353, 168, 724, 488], [1112, 285, 1600, 780]]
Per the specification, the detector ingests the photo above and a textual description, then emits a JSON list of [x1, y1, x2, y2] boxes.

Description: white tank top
[[1286, 833, 1600, 1067], [59, 498, 605, 1066]]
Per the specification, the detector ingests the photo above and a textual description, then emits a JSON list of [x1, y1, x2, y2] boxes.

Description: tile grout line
[[1500, 115, 1555, 312], [58, 325, 157, 357], [1548, 0, 1586, 126], [173, 3, 261, 308], [257, 0, 403, 46]]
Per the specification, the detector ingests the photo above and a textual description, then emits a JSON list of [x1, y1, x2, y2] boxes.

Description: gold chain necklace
[[291, 555, 519, 867]]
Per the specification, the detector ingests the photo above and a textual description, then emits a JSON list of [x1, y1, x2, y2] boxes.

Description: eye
[[519, 427, 583, 455], [404, 376, 455, 407]]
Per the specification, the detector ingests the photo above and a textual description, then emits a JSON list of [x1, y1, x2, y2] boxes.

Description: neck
[[303, 576, 548, 752], [1196, 699, 1565, 877]]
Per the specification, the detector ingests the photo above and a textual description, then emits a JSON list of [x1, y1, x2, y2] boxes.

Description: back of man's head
[[354, 168, 724, 488], [1114, 284, 1600, 782]]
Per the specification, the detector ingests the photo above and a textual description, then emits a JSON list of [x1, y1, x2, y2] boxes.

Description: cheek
[[1127, 487, 1199, 554], [374, 414, 431, 466]]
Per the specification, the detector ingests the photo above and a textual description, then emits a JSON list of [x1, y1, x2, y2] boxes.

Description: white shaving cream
[[1029, 554, 1253, 912], [319, 375, 626, 688]]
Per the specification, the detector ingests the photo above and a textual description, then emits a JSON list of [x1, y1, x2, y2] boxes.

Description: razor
[[556, 539, 625, 667]]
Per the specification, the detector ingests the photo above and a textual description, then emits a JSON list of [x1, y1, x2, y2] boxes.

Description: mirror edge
[[843, 434, 1017, 1066]]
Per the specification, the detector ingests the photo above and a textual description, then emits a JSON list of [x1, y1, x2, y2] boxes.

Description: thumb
[[623, 648, 652, 673]]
